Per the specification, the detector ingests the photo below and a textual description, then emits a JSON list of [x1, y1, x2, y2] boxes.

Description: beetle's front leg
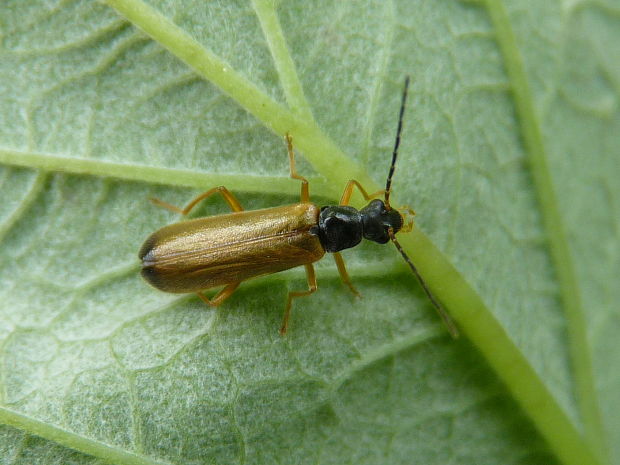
[[339, 180, 384, 206], [332, 252, 360, 297]]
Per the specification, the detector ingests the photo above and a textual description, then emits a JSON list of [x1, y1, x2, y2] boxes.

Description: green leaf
[[0, 0, 617, 464]]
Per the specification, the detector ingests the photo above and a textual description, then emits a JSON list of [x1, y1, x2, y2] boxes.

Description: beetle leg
[[332, 252, 361, 297], [339, 180, 384, 206], [196, 283, 240, 306], [285, 133, 310, 203], [150, 186, 244, 215], [280, 264, 317, 335]]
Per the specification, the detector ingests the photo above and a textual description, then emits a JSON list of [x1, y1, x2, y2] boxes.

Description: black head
[[360, 199, 403, 244]]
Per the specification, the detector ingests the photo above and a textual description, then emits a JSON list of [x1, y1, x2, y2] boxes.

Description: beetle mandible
[[139, 77, 458, 337]]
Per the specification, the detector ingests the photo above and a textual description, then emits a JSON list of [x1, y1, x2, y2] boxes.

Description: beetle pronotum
[[139, 78, 458, 337]]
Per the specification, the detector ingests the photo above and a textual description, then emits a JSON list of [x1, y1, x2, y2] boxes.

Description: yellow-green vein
[[484, 1, 607, 462], [0, 148, 327, 196], [0, 407, 170, 465], [103, 0, 363, 201], [251, 0, 314, 120]]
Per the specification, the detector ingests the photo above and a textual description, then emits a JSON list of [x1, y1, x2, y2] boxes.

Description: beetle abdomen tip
[[138, 235, 156, 261]]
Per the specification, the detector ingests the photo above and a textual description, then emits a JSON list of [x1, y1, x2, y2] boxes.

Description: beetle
[[139, 77, 458, 337]]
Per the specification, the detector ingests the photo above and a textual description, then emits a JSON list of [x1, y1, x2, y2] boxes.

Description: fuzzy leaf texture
[[0, 1, 618, 465]]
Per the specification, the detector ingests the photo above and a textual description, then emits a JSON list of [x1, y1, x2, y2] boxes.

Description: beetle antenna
[[385, 76, 410, 209], [388, 229, 459, 338]]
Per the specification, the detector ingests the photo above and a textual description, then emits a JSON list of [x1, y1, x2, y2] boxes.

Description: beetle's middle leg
[[196, 282, 240, 307], [339, 180, 384, 206], [285, 133, 310, 203], [280, 263, 317, 335], [150, 186, 244, 216]]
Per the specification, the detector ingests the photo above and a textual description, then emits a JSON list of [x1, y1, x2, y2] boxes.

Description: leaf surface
[[0, 0, 618, 464]]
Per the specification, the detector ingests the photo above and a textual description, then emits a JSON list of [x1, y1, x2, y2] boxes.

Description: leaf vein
[[483, 1, 607, 462]]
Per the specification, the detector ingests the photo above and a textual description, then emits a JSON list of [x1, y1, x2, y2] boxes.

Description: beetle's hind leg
[[150, 186, 244, 215], [197, 283, 240, 307], [285, 133, 310, 203], [280, 264, 317, 335]]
